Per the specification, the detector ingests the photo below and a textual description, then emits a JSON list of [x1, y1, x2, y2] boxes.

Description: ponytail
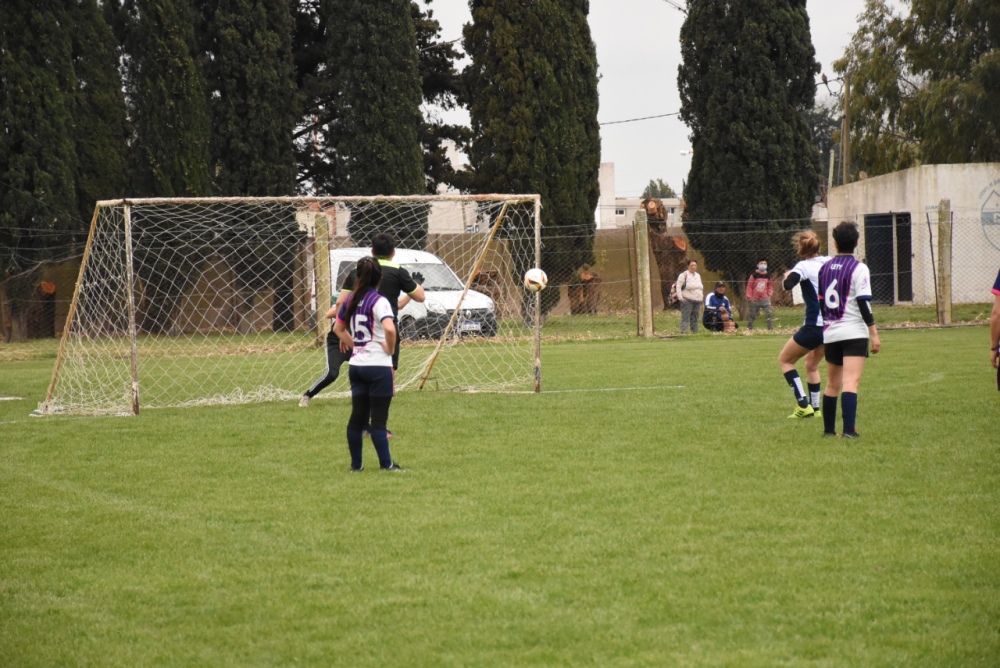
[[345, 256, 383, 321]]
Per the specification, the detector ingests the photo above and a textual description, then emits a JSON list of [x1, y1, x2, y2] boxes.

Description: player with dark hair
[[779, 230, 830, 418], [990, 267, 1000, 388], [818, 222, 881, 438], [299, 233, 425, 406], [332, 256, 403, 471]]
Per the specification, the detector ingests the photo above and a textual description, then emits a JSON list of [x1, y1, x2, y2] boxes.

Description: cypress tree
[[197, 0, 299, 196], [464, 0, 601, 299], [678, 0, 820, 285], [318, 0, 426, 245], [68, 0, 129, 223], [0, 0, 80, 278], [122, 0, 212, 197]]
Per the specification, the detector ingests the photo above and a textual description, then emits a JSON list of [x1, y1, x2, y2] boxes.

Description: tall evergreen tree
[[463, 0, 601, 299], [413, 0, 470, 193], [678, 0, 820, 286], [0, 0, 80, 278], [318, 0, 426, 245], [121, 0, 212, 197], [196, 0, 298, 196], [68, 0, 129, 223]]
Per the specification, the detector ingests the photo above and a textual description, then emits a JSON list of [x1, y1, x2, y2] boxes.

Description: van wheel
[[399, 316, 417, 340]]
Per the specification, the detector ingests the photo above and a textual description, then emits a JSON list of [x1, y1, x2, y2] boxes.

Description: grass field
[[1, 322, 998, 666]]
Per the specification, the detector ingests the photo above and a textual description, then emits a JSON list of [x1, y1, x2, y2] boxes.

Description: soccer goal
[[40, 195, 542, 416]]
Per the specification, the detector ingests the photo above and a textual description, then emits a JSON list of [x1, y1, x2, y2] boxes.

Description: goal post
[[40, 195, 543, 416]]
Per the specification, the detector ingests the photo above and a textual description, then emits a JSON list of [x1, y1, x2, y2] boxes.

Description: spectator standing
[[676, 260, 704, 334], [746, 259, 774, 330]]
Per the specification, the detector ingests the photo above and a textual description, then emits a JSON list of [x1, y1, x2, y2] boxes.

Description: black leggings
[[304, 332, 350, 398], [348, 394, 392, 432]]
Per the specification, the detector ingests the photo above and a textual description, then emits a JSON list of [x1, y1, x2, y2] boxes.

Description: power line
[[600, 111, 681, 126], [660, 0, 687, 14]]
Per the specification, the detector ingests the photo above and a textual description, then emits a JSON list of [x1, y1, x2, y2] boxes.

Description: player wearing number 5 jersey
[[333, 257, 404, 472], [818, 222, 881, 439]]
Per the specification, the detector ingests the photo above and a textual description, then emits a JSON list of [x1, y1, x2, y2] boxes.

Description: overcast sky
[[429, 0, 901, 199]]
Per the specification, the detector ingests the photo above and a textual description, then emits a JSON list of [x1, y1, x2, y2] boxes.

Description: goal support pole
[[43, 204, 102, 412], [123, 203, 140, 415], [418, 201, 512, 390]]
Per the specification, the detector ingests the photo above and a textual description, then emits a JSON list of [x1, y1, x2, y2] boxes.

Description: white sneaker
[[298, 395, 310, 407]]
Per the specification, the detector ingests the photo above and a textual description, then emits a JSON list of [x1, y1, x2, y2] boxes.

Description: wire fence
[[3, 213, 998, 344]]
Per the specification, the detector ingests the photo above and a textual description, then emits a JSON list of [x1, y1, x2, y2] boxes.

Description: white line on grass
[[0, 396, 24, 401], [541, 385, 685, 394]]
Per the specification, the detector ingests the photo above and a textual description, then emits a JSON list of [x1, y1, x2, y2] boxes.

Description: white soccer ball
[[524, 268, 548, 292]]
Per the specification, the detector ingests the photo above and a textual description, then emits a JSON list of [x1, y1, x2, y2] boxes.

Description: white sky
[[429, 0, 903, 198]]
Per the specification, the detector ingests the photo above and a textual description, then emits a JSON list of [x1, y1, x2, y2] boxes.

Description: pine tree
[[679, 0, 820, 286], [121, 0, 212, 197], [463, 0, 601, 298], [197, 0, 298, 196], [0, 0, 80, 279], [68, 0, 129, 224]]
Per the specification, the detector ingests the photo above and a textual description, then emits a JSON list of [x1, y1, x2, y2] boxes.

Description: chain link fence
[[3, 212, 998, 345]]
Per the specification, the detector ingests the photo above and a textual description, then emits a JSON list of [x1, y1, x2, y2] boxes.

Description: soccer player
[[990, 267, 1000, 385], [778, 230, 830, 418], [333, 257, 403, 472], [818, 222, 881, 438], [300, 232, 425, 406]]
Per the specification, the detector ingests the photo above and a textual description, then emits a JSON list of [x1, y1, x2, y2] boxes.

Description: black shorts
[[348, 365, 396, 398], [792, 325, 824, 350], [824, 338, 869, 365]]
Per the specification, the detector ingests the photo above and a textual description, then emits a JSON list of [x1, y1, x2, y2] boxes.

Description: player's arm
[[332, 315, 353, 351], [380, 315, 397, 356], [859, 298, 880, 354], [989, 290, 1000, 369], [782, 271, 801, 290], [325, 289, 350, 320], [397, 294, 411, 309]]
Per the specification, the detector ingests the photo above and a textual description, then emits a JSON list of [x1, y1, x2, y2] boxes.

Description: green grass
[[1, 326, 998, 666]]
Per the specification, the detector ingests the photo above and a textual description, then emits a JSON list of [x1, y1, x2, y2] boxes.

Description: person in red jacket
[[746, 259, 774, 331]]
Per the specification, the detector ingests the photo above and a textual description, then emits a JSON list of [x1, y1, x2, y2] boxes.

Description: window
[[615, 208, 626, 216]]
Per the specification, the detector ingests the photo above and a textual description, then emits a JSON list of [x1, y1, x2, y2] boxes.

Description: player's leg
[[366, 366, 399, 470], [780, 326, 821, 417], [805, 345, 824, 412], [822, 341, 845, 436], [839, 340, 868, 437], [301, 333, 349, 406], [346, 366, 370, 471]]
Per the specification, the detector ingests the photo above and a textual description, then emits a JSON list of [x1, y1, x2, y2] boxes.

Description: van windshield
[[401, 262, 464, 291]]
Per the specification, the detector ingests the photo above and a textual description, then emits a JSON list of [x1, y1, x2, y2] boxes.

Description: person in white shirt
[[778, 231, 830, 419], [675, 260, 704, 334], [817, 222, 881, 439]]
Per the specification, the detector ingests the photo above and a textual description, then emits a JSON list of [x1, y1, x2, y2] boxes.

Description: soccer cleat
[[298, 395, 310, 407], [381, 462, 406, 472], [841, 432, 861, 440], [787, 405, 815, 419], [350, 465, 364, 473], [822, 432, 838, 438], [813, 408, 822, 419]]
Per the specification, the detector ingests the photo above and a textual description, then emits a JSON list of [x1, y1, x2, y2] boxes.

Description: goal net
[[40, 195, 542, 416]]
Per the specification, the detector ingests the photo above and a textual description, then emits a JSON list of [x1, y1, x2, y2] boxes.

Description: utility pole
[[841, 72, 851, 186]]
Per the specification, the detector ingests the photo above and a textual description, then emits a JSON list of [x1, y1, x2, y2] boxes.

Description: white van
[[328, 248, 498, 339]]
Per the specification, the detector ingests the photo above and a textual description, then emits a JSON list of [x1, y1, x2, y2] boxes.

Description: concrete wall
[[827, 163, 1000, 305]]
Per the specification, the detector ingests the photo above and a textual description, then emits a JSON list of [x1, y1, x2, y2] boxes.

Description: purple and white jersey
[[819, 255, 872, 343], [336, 290, 394, 367]]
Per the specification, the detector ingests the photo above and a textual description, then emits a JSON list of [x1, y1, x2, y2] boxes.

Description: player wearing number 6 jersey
[[333, 257, 403, 471], [818, 222, 881, 439]]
